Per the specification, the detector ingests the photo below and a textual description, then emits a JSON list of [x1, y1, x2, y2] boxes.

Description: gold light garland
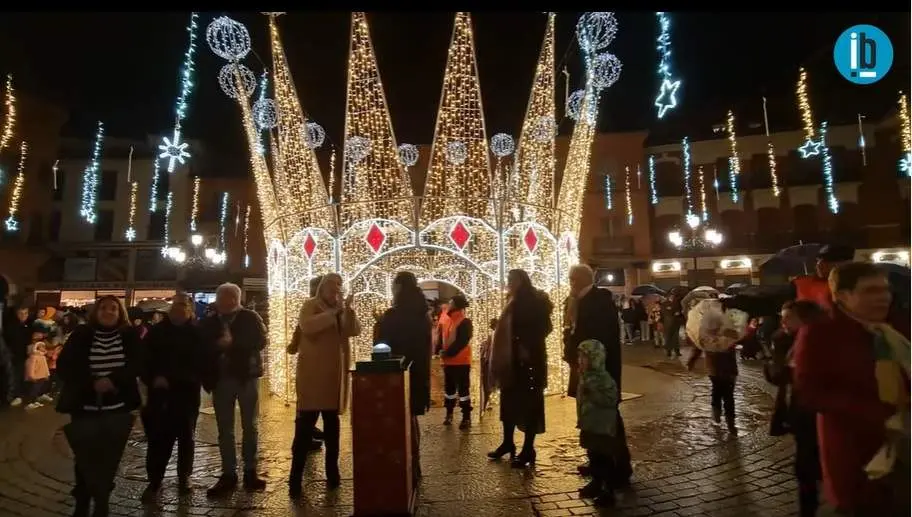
[[190, 176, 200, 232], [725, 110, 741, 202], [899, 91, 911, 175], [797, 67, 815, 142], [243, 204, 251, 268], [328, 147, 336, 203], [422, 12, 493, 225], [698, 165, 708, 222], [125, 181, 138, 241], [624, 165, 632, 225], [5, 141, 27, 232], [0, 75, 15, 153], [762, 96, 780, 196]]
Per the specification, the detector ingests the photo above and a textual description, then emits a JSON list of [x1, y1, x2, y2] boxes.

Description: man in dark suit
[[564, 264, 633, 486]]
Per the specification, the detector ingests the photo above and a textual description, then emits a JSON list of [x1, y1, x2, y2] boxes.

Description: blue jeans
[[212, 377, 259, 476]]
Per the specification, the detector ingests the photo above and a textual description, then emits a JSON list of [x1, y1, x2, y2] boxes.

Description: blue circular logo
[[834, 25, 893, 85]]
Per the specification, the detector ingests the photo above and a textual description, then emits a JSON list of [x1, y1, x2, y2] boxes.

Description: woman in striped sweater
[[57, 296, 142, 517]]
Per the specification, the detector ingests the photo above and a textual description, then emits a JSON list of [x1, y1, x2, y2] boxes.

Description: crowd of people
[[0, 245, 907, 517]]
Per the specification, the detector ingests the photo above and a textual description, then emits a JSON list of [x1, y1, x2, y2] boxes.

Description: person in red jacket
[[437, 295, 473, 429], [791, 244, 854, 311], [793, 262, 909, 515]]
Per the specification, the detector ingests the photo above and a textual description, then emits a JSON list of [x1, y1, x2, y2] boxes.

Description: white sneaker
[[25, 401, 43, 410], [9, 397, 22, 407], [38, 394, 54, 403]]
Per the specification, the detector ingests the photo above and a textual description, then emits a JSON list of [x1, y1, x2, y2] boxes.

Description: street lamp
[[668, 216, 724, 284], [162, 232, 227, 267]]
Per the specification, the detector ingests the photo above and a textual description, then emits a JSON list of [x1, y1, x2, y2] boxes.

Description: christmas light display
[[490, 133, 514, 157], [219, 192, 229, 249], [189, 176, 200, 232], [713, 165, 720, 200], [566, 89, 584, 121], [328, 147, 337, 203], [159, 13, 199, 173], [648, 155, 658, 204], [160, 191, 174, 255], [224, 12, 590, 401], [80, 122, 105, 224], [681, 136, 694, 218], [898, 91, 911, 175], [125, 181, 138, 241], [304, 120, 326, 149], [148, 158, 161, 212], [796, 67, 821, 159], [654, 13, 681, 119], [818, 122, 839, 214], [206, 16, 251, 61], [576, 12, 618, 56], [698, 165, 708, 222], [624, 165, 632, 225], [604, 172, 612, 209], [726, 110, 741, 203], [761, 96, 780, 196], [1, 75, 16, 153], [243, 204, 251, 268], [218, 63, 256, 99], [4, 141, 27, 232], [591, 53, 622, 90], [255, 72, 269, 156], [253, 98, 278, 130]]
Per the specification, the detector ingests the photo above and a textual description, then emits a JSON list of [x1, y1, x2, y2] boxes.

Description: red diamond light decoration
[[448, 220, 471, 251], [365, 223, 386, 254], [302, 232, 317, 260], [523, 227, 539, 254]]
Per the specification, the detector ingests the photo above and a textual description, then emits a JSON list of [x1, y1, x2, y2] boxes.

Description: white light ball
[[531, 116, 556, 143], [446, 141, 468, 165], [218, 63, 256, 99], [398, 143, 419, 167], [566, 89, 585, 121], [253, 98, 278, 130], [490, 133, 515, 158], [591, 53, 623, 90], [345, 136, 372, 163], [576, 12, 618, 55], [206, 16, 252, 62], [304, 121, 325, 149]]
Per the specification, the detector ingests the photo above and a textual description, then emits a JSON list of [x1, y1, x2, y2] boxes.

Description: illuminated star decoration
[[654, 12, 681, 119], [798, 138, 822, 159], [158, 128, 191, 172]]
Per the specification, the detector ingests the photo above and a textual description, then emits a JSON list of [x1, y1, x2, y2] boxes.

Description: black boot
[[91, 496, 109, 517], [459, 402, 472, 430], [443, 408, 454, 426], [579, 479, 602, 498], [726, 415, 737, 434], [288, 457, 304, 498], [71, 496, 90, 517]]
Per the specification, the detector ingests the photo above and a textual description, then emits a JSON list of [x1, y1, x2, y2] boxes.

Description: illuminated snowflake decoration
[[591, 53, 622, 90], [398, 143, 419, 167], [566, 89, 584, 121], [899, 152, 911, 175], [253, 98, 278, 130], [158, 128, 191, 173], [576, 12, 618, 55], [490, 133, 515, 158], [345, 135, 372, 163], [218, 63, 256, 99], [304, 121, 326, 149], [206, 16, 251, 62], [4, 216, 17, 232], [531, 116, 557, 143], [125, 227, 136, 241], [445, 140, 468, 165]]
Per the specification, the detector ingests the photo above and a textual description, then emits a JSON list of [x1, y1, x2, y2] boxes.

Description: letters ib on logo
[[834, 24, 893, 85]]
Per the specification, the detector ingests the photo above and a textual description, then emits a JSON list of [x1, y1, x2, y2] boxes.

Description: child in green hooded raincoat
[[576, 339, 619, 507]]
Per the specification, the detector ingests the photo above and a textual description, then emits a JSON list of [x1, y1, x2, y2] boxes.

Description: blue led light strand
[[159, 12, 199, 173], [818, 122, 839, 214], [681, 137, 694, 218], [148, 158, 161, 212], [256, 72, 268, 156], [80, 121, 105, 224], [219, 192, 229, 250], [654, 13, 681, 119], [648, 155, 658, 205]]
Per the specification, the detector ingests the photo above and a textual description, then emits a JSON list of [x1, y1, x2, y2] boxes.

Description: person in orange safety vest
[[436, 295, 474, 429], [791, 244, 855, 311]]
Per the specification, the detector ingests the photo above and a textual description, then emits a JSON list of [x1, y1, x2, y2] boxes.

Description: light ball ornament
[[218, 63, 256, 99], [345, 135, 372, 163], [566, 89, 584, 121], [397, 143, 419, 167], [304, 121, 325, 149], [591, 52, 622, 90], [253, 98, 278, 130], [576, 12, 618, 55], [445, 140, 468, 165], [490, 133, 515, 158], [206, 16, 252, 62], [530, 116, 557, 143]]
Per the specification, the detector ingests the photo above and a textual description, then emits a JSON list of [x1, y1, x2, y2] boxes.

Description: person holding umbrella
[[56, 296, 142, 517]]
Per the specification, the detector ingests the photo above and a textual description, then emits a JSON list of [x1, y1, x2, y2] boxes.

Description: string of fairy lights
[[654, 12, 681, 119], [158, 12, 199, 173], [725, 110, 741, 203], [4, 141, 27, 231], [125, 181, 138, 241], [0, 75, 16, 154], [899, 91, 911, 176], [79, 122, 105, 224]]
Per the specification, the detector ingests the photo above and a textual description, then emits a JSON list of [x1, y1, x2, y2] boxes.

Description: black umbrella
[[877, 262, 911, 312], [631, 284, 666, 296], [64, 411, 135, 498], [721, 284, 793, 317], [760, 243, 822, 277], [724, 283, 750, 296]]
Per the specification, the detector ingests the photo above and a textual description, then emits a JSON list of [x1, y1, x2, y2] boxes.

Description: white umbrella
[[136, 299, 170, 312], [686, 299, 749, 352]]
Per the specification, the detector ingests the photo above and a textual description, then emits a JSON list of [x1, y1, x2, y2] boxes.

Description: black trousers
[[613, 414, 633, 483], [443, 365, 471, 414], [792, 407, 821, 517], [587, 449, 616, 488], [291, 410, 340, 481], [709, 376, 736, 420], [144, 388, 201, 484]]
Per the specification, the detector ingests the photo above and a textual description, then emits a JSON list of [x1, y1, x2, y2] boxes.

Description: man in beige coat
[[287, 273, 361, 496]]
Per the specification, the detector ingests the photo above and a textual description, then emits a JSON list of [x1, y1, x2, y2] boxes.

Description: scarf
[[490, 302, 514, 389]]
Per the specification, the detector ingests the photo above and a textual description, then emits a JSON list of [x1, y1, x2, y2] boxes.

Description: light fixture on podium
[[163, 233, 227, 267]]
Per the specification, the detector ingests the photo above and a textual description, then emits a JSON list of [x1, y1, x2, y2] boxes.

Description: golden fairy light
[[762, 97, 780, 196], [899, 91, 911, 176], [725, 110, 741, 202], [698, 165, 708, 222], [190, 176, 200, 232], [0, 75, 16, 153], [4, 141, 27, 232], [243, 204, 251, 268], [624, 165, 632, 225], [796, 67, 821, 159], [328, 147, 336, 203], [125, 181, 138, 241]]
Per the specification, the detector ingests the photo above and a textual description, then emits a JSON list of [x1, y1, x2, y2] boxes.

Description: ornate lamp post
[[163, 232, 227, 267], [668, 215, 724, 283]]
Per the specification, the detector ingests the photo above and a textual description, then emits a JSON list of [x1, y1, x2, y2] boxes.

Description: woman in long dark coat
[[488, 269, 553, 468], [374, 271, 432, 481]]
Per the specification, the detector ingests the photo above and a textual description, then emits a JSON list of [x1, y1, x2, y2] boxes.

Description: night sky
[[0, 11, 908, 174]]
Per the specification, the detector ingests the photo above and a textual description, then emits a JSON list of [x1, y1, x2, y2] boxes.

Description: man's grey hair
[[569, 264, 595, 282], [216, 282, 242, 300]]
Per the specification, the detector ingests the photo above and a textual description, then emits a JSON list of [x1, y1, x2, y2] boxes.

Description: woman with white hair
[[288, 273, 361, 496]]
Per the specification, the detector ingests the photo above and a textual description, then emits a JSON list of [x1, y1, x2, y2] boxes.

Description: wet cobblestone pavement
[[0, 345, 825, 516]]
